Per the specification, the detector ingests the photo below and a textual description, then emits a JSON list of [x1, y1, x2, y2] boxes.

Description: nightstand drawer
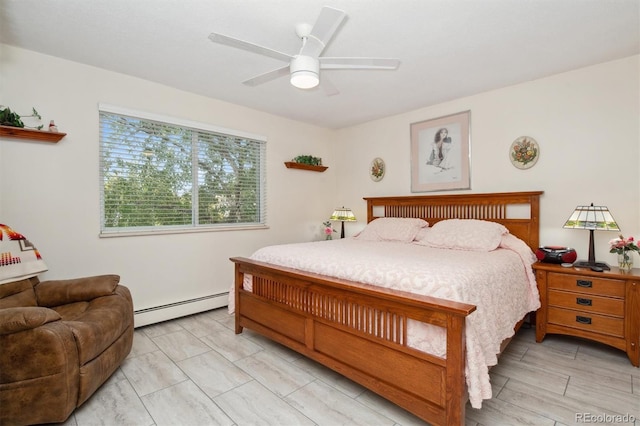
[[548, 289, 624, 317], [547, 273, 624, 297], [548, 307, 624, 337]]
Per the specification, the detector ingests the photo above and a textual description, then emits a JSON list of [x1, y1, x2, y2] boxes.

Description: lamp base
[[572, 260, 611, 271]]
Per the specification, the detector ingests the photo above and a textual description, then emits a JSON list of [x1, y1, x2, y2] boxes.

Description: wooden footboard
[[231, 257, 476, 425]]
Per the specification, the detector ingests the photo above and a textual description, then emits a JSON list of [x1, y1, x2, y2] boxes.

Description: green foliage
[[101, 113, 262, 229], [293, 155, 322, 166], [0, 106, 43, 130]]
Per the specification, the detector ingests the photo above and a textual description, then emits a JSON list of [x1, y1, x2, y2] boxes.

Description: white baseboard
[[133, 293, 229, 328]]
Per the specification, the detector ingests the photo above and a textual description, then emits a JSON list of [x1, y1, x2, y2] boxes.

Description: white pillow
[[499, 233, 536, 263], [418, 219, 508, 251], [354, 217, 429, 242], [413, 227, 431, 243]]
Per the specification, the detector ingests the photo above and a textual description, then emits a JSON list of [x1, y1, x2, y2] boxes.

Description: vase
[[618, 250, 633, 271]]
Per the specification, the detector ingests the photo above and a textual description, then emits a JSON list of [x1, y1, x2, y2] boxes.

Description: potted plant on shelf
[[0, 106, 43, 130], [284, 155, 328, 172], [0, 106, 66, 142]]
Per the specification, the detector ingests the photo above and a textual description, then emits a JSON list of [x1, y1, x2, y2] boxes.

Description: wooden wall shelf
[[284, 162, 328, 172], [0, 125, 66, 143]]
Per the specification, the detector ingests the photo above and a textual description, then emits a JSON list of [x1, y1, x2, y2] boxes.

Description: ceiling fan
[[208, 6, 400, 95]]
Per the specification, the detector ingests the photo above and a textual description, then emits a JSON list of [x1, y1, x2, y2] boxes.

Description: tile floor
[[57, 308, 639, 426]]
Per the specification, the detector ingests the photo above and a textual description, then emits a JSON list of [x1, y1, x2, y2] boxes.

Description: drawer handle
[[576, 315, 592, 325], [576, 297, 592, 306], [576, 279, 592, 288]]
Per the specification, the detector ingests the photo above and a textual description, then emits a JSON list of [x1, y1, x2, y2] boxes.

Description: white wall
[[0, 45, 337, 325], [2, 44, 638, 326], [335, 56, 640, 265]]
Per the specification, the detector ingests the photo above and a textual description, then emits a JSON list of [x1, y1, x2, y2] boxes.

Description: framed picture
[[410, 110, 470, 192]]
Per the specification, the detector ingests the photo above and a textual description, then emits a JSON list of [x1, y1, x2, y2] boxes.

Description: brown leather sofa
[[0, 274, 134, 425]]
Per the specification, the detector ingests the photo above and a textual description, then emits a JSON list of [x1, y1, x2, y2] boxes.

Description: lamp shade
[[329, 207, 356, 239], [0, 224, 47, 285], [563, 204, 620, 231], [562, 204, 619, 270], [330, 208, 357, 222]]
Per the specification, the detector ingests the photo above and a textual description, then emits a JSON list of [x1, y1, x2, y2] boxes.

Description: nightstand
[[533, 262, 639, 367]]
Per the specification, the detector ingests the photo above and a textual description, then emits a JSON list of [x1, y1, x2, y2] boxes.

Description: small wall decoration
[[410, 110, 470, 192], [370, 157, 385, 181], [509, 136, 539, 169]]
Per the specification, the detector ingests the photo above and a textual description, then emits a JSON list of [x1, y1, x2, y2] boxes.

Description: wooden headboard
[[363, 191, 543, 250]]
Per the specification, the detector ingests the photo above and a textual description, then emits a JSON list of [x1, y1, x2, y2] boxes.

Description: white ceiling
[[1, 0, 638, 129]]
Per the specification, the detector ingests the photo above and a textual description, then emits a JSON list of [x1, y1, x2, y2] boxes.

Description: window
[[99, 105, 266, 236]]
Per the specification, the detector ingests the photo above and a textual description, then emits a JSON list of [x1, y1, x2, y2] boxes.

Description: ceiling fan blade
[[300, 7, 347, 57], [321, 76, 340, 97], [319, 57, 400, 70], [209, 33, 293, 63], [242, 65, 290, 87]]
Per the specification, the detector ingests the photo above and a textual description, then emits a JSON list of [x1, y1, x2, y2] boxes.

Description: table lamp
[[330, 207, 356, 238], [563, 203, 619, 270]]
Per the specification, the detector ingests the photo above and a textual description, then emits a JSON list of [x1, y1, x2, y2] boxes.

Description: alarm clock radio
[[535, 246, 577, 264]]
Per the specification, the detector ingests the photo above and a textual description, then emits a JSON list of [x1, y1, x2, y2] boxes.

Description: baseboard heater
[[133, 292, 229, 328]]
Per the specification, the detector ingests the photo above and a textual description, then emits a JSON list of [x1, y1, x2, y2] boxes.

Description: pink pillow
[[418, 219, 508, 251], [354, 217, 429, 242]]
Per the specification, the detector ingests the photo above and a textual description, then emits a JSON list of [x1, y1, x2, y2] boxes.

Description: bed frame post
[[234, 262, 243, 334], [530, 193, 540, 250], [446, 314, 466, 425]]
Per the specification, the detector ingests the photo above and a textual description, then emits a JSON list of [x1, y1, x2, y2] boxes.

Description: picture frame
[[410, 110, 470, 192]]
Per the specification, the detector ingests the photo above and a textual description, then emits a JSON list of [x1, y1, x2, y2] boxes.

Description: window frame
[[98, 103, 267, 237]]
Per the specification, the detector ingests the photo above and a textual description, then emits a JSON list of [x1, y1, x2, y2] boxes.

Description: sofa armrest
[[0, 310, 80, 424], [35, 275, 120, 307], [0, 307, 61, 335]]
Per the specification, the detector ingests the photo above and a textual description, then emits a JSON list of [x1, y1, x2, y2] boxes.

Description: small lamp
[[330, 207, 357, 238], [0, 224, 48, 285], [563, 203, 620, 270]]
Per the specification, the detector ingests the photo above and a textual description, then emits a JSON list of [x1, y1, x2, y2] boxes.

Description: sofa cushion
[[35, 275, 120, 307], [0, 307, 61, 335], [0, 278, 37, 308], [56, 293, 133, 365]]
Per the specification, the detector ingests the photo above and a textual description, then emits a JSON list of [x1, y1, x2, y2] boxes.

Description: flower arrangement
[[609, 235, 639, 254], [609, 234, 638, 270], [322, 220, 336, 240]]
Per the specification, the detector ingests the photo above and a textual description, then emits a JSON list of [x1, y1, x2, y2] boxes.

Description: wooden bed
[[230, 191, 542, 425]]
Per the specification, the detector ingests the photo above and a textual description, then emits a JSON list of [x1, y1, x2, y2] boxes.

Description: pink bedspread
[[229, 237, 540, 408]]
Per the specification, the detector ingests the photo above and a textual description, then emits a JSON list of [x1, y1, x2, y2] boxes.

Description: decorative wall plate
[[370, 157, 385, 181], [509, 136, 539, 169]]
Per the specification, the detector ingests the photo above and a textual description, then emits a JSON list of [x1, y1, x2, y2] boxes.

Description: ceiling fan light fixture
[[291, 70, 319, 89], [290, 55, 319, 89]]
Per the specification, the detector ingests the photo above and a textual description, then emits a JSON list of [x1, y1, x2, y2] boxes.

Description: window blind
[[99, 108, 266, 235]]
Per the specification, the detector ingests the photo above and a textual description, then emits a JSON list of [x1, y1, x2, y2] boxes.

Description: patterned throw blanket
[[0, 224, 48, 285]]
